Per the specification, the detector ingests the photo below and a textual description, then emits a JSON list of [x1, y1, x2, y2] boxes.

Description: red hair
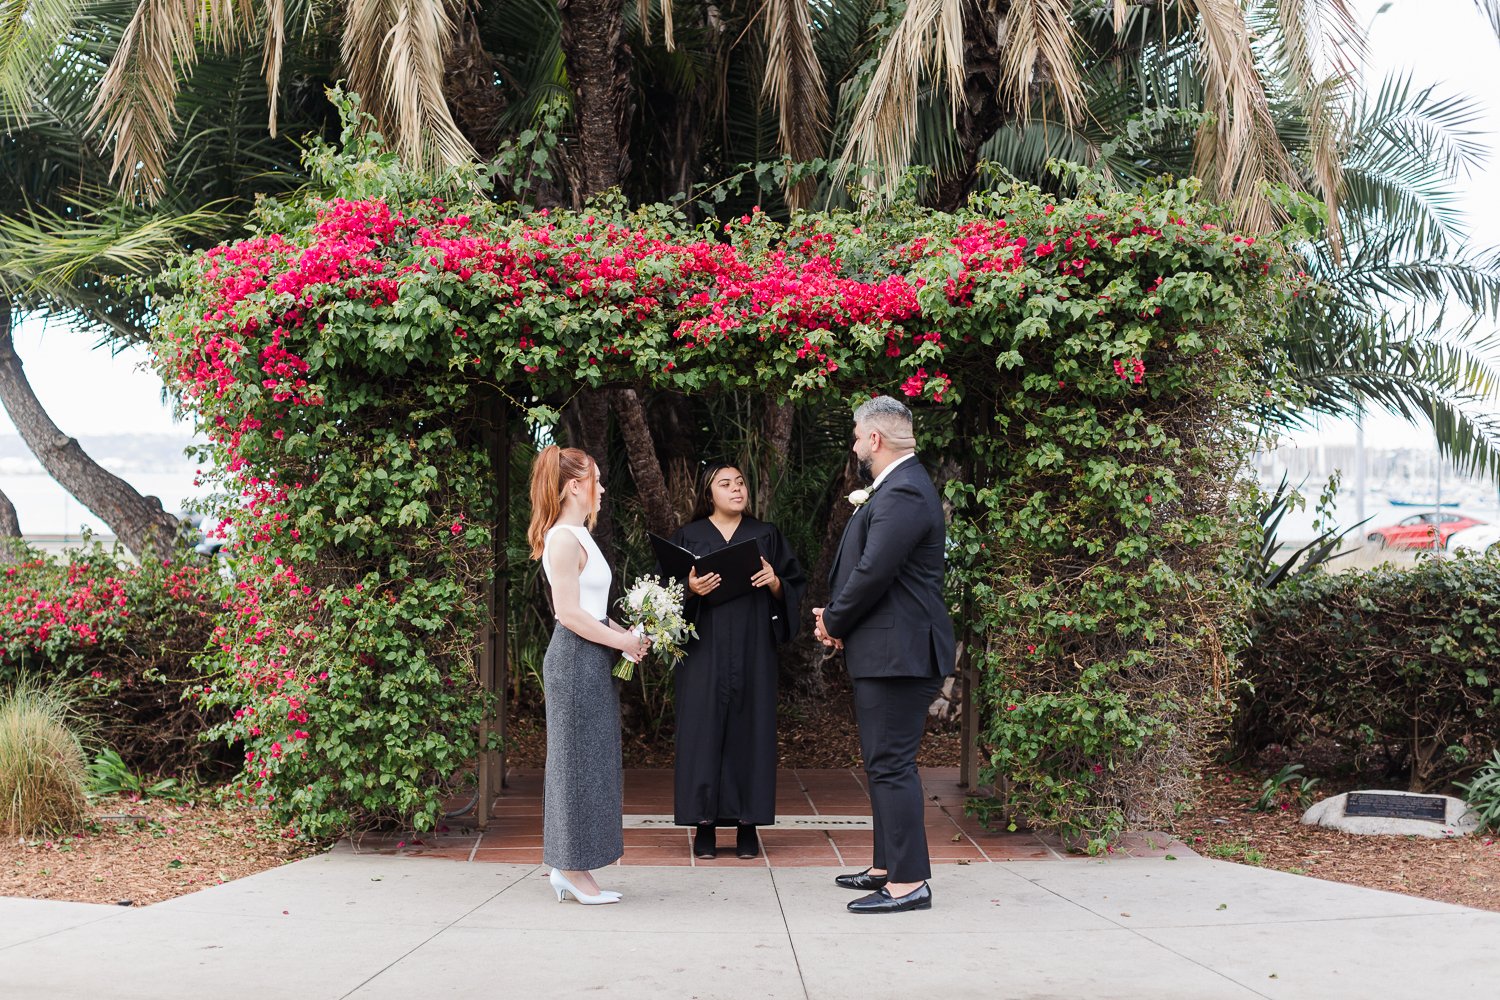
[[527, 446, 598, 559]]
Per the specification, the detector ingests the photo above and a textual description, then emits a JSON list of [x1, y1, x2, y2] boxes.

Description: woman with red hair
[[528, 445, 651, 905]]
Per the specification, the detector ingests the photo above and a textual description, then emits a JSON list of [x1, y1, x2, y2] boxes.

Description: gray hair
[[853, 396, 916, 451]]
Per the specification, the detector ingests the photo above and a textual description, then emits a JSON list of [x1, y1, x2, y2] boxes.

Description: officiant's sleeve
[[768, 527, 806, 644]]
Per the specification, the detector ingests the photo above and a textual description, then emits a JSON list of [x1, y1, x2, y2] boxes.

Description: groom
[[813, 396, 955, 914]]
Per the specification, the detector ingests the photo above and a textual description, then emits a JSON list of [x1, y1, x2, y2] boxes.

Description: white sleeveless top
[[542, 524, 612, 620]]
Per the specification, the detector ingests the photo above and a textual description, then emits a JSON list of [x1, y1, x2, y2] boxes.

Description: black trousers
[[853, 674, 943, 883]]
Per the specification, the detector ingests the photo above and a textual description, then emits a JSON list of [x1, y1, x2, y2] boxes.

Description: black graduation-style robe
[[668, 515, 806, 827]]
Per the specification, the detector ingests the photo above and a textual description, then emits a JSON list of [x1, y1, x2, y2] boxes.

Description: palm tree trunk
[[755, 399, 795, 515], [558, 0, 633, 196], [611, 387, 675, 538], [931, 0, 1008, 211], [0, 303, 178, 557]]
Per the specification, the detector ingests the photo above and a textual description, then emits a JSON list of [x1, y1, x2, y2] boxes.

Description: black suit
[[823, 456, 955, 883]]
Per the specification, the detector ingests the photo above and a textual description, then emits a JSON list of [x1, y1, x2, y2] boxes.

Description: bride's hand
[[622, 631, 652, 660]]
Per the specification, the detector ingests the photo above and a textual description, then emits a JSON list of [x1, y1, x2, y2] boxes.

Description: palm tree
[[0, 0, 325, 552]]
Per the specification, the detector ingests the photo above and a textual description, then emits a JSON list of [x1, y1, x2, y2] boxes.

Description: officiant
[[664, 462, 805, 860]]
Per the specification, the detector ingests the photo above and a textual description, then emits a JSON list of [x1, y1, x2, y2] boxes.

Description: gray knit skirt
[[542, 622, 624, 871]]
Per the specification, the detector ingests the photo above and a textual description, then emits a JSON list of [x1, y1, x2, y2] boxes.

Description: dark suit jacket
[[823, 457, 956, 680]]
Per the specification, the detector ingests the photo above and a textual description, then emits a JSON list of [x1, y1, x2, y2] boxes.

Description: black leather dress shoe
[[846, 882, 932, 914], [834, 868, 889, 891]]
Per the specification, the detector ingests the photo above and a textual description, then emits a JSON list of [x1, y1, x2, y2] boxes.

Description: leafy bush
[[1239, 554, 1500, 790], [1456, 751, 1500, 833], [0, 679, 89, 835], [87, 748, 191, 802], [0, 544, 225, 774], [1251, 763, 1321, 813]]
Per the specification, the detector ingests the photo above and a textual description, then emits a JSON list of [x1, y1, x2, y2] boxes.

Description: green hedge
[[1239, 554, 1500, 790]]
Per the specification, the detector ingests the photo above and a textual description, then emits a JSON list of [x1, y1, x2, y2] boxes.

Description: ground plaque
[[1343, 792, 1447, 823], [1302, 789, 1478, 838]]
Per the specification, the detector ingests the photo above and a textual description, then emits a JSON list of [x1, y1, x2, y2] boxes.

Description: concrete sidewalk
[[3, 850, 1497, 999]]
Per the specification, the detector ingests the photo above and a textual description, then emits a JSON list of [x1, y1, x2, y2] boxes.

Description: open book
[[648, 532, 764, 606]]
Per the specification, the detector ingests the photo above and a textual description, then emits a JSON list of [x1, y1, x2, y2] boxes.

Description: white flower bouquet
[[613, 574, 696, 680]]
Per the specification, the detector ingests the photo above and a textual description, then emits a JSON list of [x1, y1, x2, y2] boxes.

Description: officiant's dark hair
[[691, 462, 752, 521]]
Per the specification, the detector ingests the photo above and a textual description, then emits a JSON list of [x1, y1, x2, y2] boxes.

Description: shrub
[[1456, 751, 1500, 833], [1239, 554, 1500, 790], [0, 680, 89, 835], [0, 544, 226, 774]]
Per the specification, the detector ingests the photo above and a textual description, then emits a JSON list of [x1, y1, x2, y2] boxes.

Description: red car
[[1367, 512, 1485, 549]]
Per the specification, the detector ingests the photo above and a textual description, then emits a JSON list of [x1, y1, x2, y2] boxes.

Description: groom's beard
[[856, 455, 874, 483]]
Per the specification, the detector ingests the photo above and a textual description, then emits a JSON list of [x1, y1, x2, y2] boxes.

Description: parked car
[[1445, 523, 1500, 557], [1366, 512, 1485, 549]]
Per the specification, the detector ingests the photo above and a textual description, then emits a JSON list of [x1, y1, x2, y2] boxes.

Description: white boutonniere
[[847, 488, 872, 508]]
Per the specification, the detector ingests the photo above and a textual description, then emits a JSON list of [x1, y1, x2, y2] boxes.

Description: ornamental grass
[[0, 680, 89, 836]]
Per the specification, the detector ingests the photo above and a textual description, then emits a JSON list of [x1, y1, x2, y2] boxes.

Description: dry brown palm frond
[[833, 0, 965, 199], [262, 0, 286, 135], [1000, 0, 1084, 126], [638, 0, 676, 50], [90, 0, 200, 201], [343, 0, 477, 172], [1183, 0, 1292, 233], [1304, 73, 1345, 259], [1276, 0, 1363, 93], [762, 0, 827, 207]]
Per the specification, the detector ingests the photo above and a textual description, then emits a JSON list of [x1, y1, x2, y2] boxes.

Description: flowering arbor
[[149, 136, 1295, 843]]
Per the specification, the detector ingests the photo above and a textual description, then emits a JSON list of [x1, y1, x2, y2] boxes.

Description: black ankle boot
[[694, 823, 717, 859], [736, 824, 759, 859]]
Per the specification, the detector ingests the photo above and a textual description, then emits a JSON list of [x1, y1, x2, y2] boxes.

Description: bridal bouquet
[[612, 574, 696, 680]]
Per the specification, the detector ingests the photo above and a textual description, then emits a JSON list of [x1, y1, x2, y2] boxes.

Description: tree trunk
[[0, 484, 19, 563], [930, 0, 1009, 211], [558, 0, 633, 196], [0, 486, 18, 539], [610, 387, 676, 539], [0, 303, 179, 558], [755, 399, 795, 516]]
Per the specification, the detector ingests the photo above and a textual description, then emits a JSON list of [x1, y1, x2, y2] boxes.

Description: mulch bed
[[1176, 752, 1500, 914], [1, 797, 317, 907]]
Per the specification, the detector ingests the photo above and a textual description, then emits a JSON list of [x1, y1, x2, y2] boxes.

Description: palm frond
[[262, 0, 286, 135], [1281, 311, 1500, 477], [832, 0, 965, 198], [0, 0, 88, 116], [342, 0, 476, 173], [761, 0, 828, 207], [90, 0, 200, 202], [1472, 0, 1500, 39], [1184, 0, 1291, 232], [0, 198, 227, 293], [1000, 0, 1084, 126]]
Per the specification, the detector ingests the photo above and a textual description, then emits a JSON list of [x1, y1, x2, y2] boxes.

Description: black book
[[649, 532, 763, 606]]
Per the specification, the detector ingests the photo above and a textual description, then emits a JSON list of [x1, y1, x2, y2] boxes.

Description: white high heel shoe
[[549, 868, 622, 905]]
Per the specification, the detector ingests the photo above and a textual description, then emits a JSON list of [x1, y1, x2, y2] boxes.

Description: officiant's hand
[[751, 557, 780, 596], [688, 567, 721, 596]]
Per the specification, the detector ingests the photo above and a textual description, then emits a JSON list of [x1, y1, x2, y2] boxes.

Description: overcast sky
[[2, 0, 1496, 447]]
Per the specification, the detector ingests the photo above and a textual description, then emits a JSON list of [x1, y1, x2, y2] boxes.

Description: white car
[[1444, 523, 1500, 557]]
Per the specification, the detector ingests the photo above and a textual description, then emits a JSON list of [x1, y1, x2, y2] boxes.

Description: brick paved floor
[[346, 767, 1191, 865]]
